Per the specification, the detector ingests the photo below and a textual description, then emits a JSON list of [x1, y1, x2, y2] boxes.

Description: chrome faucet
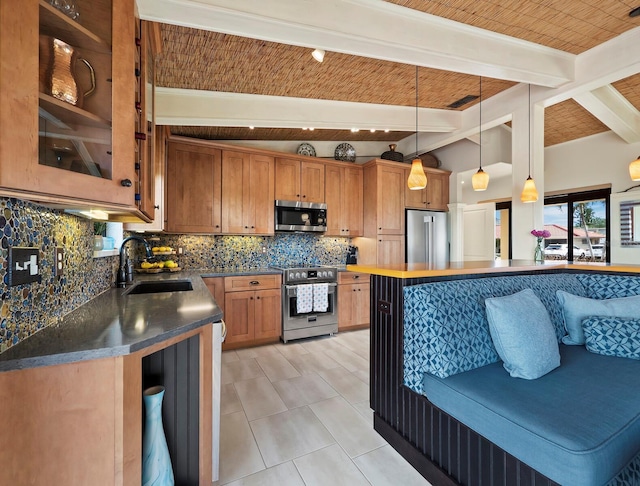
[[117, 236, 155, 288]]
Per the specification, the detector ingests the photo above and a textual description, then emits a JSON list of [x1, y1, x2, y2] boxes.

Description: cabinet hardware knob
[[244, 226, 248, 229], [251, 226, 255, 229], [303, 195, 306, 198], [378, 227, 382, 230], [135, 37, 141, 47], [154, 205, 160, 209], [353, 275, 360, 279], [121, 179, 132, 187], [250, 281, 260, 285], [256, 296, 260, 300], [215, 225, 220, 228], [353, 289, 356, 292], [135, 132, 146, 140]]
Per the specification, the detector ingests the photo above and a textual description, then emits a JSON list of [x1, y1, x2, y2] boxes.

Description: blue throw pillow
[[582, 316, 640, 360], [485, 289, 560, 379], [557, 291, 640, 345]]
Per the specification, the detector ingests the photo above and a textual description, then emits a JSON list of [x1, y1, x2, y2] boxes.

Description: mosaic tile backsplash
[[0, 198, 118, 351], [130, 232, 352, 270]]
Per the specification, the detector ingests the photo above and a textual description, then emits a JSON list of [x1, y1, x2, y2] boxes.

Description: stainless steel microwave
[[275, 200, 327, 232]]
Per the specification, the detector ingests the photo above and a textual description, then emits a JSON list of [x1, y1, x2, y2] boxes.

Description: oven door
[[283, 283, 337, 330]]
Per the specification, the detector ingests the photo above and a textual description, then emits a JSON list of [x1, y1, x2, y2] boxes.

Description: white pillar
[[511, 94, 545, 260], [448, 202, 466, 262]]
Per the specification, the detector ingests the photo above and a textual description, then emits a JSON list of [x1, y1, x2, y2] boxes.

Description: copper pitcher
[[39, 35, 95, 108]]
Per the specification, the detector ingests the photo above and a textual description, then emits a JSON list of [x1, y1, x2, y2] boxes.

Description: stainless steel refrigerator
[[406, 209, 449, 266]]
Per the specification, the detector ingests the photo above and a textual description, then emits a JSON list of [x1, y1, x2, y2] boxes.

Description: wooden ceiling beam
[[137, 0, 575, 88]]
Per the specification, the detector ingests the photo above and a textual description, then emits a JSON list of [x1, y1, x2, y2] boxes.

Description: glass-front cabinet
[[0, 0, 150, 220]]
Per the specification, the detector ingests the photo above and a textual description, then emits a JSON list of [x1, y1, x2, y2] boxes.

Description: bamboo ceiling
[[155, 0, 640, 147]]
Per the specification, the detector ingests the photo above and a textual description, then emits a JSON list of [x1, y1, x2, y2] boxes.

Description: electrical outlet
[[8, 247, 41, 286], [262, 245, 267, 254], [54, 247, 64, 276], [177, 247, 183, 255]]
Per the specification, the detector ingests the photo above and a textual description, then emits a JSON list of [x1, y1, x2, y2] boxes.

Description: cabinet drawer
[[338, 272, 371, 285], [224, 274, 281, 292]]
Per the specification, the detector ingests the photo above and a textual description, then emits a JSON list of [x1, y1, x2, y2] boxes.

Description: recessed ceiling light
[[630, 6, 640, 17], [384, 129, 390, 133], [351, 128, 359, 133], [309, 127, 314, 131], [312, 49, 325, 62], [249, 126, 254, 129], [302, 127, 307, 130], [370, 129, 376, 133]]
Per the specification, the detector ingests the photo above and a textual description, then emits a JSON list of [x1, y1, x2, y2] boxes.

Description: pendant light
[[472, 76, 489, 191], [408, 65, 427, 190], [629, 156, 640, 180], [520, 84, 539, 203]]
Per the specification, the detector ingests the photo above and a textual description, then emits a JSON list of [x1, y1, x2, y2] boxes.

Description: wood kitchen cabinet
[[222, 151, 275, 235], [222, 274, 281, 350], [325, 164, 363, 237], [338, 272, 370, 331], [404, 166, 451, 211], [203, 277, 225, 314], [0, 0, 150, 220], [275, 158, 325, 203], [165, 139, 222, 233], [363, 160, 405, 236]]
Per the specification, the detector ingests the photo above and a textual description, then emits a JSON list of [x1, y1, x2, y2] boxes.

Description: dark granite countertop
[[0, 271, 224, 372]]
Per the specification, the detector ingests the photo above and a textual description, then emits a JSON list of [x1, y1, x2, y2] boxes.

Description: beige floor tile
[[235, 344, 281, 360], [352, 400, 374, 422], [221, 358, 265, 385], [323, 345, 369, 372], [222, 461, 305, 486], [221, 383, 243, 415], [300, 335, 344, 354], [250, 406, 335, 467], [294, 444, 371, 486], [287, 351, 342, 375], [272, 373, 339, 409], [309, 396, 386, 458], [234, 376, 288, 421], [256, 353, 301, 382], [222, 350, 239, 364], [318, 366, 369, 404], [334, 331, 370, 360], [274, 341, 309, 359], [219, 411, 265, 484], [353, 368, 370, 385], [354, 445, 431, 486]]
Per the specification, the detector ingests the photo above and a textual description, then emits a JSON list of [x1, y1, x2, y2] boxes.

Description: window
[[544, 189, 610, 262], [495, 201, 511, 260]]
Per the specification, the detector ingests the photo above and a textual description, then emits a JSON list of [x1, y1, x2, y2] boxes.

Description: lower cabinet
[[219, 274, 282, 350], [338, 272, 370, 331]]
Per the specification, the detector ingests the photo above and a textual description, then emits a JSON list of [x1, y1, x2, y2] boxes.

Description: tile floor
[[216, 329, 431, 486]]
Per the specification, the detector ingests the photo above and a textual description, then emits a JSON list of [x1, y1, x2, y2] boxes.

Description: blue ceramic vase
[[142, 386, 175, 486]]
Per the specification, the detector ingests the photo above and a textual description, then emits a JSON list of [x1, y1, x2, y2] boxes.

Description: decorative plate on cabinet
[[334, 143, 356, 162], [297, 143, 317, 157]]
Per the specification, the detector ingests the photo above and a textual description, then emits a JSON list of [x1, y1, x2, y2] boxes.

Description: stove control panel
[[283, 267, 337, 284]]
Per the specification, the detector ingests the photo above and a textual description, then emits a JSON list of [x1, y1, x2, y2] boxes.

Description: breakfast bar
[[349, 261, 640, 486]]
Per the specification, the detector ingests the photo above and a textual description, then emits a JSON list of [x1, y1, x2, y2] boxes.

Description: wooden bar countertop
[[346, 260, 640, 279]]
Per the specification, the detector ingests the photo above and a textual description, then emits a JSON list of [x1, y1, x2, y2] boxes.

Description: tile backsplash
[[0, 198, 117, 351], [134, 233, 352, 269]]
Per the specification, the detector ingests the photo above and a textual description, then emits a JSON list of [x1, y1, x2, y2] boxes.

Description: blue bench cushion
[[404, 273, 585, 394], [577, 273, 640, 299], [422, 345, 640, 486]]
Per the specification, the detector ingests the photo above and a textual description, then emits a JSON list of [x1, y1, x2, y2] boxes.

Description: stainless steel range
[[272, 265, 338, 343]]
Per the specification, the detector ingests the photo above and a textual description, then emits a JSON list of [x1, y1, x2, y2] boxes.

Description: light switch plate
[[54, 247, 64, 276], [8, 247, 41, 286]]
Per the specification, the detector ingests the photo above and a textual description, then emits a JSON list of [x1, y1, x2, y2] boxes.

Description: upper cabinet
[[363, 160, 405, 236], [404, 166, 451, 211], [222, 151, 275, 235], [275, 158, 325, 203], [165, 140, 222, 233], [0, 0, 147, 218], [325, 164, 363, 237]]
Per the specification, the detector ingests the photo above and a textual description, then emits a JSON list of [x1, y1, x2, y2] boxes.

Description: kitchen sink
[[125, 280, 193, 295]]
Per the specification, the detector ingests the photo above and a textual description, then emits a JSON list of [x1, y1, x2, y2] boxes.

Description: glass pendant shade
[[629, 156, 640, 181], [407, 158, 427, 190], [520, 176, 539, 203], [312, 49, 325, 62], [472, 168, 489, 191]]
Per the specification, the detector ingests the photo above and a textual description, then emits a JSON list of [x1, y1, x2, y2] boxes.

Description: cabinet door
[[254, 289, 281, 340], [354, 283, 370, 326], [221, 150, 249, 234], [404, 168, 427, 209], [275, 158, 301, 201], [203, 277, 225, 314], [425, 171, 450, 211], [248, 154, 275, 235], [377, 166, 405, 234], [377, 234, 405, 265], [343, 167, 363, 236], [324, 165, 344, 236], [300, 161, 325, 203], [166, 142, 221, 233], [338, 283, 356, 330], [224, 291, 255, 346]]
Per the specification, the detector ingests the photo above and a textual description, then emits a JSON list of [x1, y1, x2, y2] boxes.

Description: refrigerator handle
[[424, 215, 435, 264]]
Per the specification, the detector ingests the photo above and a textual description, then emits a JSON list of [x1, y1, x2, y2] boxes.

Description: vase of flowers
[[530, 229, 551, 263]]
